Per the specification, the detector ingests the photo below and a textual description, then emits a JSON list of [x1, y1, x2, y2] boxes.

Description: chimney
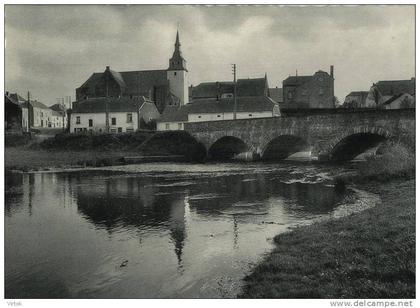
[[330, 65, 334, 79]]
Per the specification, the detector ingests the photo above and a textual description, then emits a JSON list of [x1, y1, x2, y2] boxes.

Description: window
[[174, 72, 177, 76], [127, 113, 133, 123], [198, 115, 202, 118], [118, 127, 122, 133], [83, 128, 87, 132], [249, 114, 253, 117], [74, 128, 76, 133], [111, 117, 116, 125], [178, 123, 183, 130], [165, 123, 170, 130], [88, 119, 93, 127], [126, 128, 134, 133], [110, 128, 117, 133], [76, 116, 81, 124], [217, 115, 221, 118]]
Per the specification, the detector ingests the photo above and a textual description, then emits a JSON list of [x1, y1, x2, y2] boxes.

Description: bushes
[[37, 131, 154, 151], [5, 133, 32, 147], [357, 142, 415, 180]]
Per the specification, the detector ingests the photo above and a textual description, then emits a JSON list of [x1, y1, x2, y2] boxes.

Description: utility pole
[[231, 64, 237, 120], [27, 91, 32, 136]]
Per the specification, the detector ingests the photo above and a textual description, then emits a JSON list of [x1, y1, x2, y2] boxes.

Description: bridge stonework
[[183, 109, 415, 160]]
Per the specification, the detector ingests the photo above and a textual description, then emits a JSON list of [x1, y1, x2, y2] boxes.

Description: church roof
[[159, 96, 277, 122], [72, 97, 152, 113]]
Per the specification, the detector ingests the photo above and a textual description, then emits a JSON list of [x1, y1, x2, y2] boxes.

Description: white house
[[157, 96, 280, 131], [70, 97, 160, 133]]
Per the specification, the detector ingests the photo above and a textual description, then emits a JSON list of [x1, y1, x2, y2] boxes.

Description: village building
[[49, 103, 68, 129], [282, 66, 335, 108], [342, 91, 369, 108], [5, 92, 28, 132], [75, 31, 187, 114], [158, 75, 280, 131], [268, 87, 283, 105], [365, 78, 415, 108], [189, 76, 269, 100], [157, 96, 280, 131], [70, 97, 160, 133]]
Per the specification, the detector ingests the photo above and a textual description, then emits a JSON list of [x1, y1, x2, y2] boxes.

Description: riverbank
[[5, 147, 141, 172], [239, 177, 415, 298]]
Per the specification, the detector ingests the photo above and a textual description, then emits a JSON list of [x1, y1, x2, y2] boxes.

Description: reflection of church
[[73, 176, 188, 267]]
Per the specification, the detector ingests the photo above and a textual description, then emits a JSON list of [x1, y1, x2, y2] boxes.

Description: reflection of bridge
[[182, 109, 415, 161]]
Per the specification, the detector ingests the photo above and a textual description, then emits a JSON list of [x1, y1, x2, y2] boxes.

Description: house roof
[[190, 77, 267, 99], [237, 78, 267, 97], [159, 96, 277, 122], [269, 87, 283, 103], [346, 91, 369, 97], [50, 103, 67, 113], [72, 97, 152, 113], [30, 100, 50, 109], [51, 110, 63, 117], [374, 79, 415, 96], [5, 92, 26, 105], [382, 93, 414, 106], [283, 75, 313, 87]]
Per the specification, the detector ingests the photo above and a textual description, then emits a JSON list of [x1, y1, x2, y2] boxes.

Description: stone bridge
[[181, 108, 415, 161]]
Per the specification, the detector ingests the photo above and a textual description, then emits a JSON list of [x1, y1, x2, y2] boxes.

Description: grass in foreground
[[239, 179, 415, 298]]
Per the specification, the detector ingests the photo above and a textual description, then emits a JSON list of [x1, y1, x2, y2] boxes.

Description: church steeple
[[168, 30, 187, 71]]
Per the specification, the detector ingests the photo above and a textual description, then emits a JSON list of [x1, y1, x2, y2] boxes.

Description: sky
[[5, 5, 415, 106]]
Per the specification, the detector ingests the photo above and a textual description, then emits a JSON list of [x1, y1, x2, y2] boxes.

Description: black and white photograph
[[3, 3, 415, 303]]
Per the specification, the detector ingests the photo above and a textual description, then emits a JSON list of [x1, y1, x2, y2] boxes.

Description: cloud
[[5, 5, 415, 105]]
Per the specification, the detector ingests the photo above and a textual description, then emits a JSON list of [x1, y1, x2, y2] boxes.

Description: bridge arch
[[140, 131, 207, 161], [261, 135, 309, 161], [208, 136, 250, 160], [322, 127, 391, 161]]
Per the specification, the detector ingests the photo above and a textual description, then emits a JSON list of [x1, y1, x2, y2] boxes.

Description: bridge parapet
[[184, 109, 415, 161]]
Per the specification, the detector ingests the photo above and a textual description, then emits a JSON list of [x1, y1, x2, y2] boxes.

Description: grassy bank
[[240, 143, 415, 298], [239, 179, 415, 298], [5, 147, 141, 172]]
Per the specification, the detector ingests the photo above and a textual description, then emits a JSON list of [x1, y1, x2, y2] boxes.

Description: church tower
[[167, 30, 189, 105]]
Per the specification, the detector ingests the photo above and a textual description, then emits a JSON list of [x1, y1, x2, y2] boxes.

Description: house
[[382, 93, 415, 109], [5, 92, 29, 132], [75, 31, 187, 113], [342, 91, 369, 108], [365, 78, 415, 108], [157, 96, 280, 131], [190, 76, 269, 100], [27, 100, 53, 128], [268, 87, 283, 104], [70, 96, 160, 133], [282, 66, 335, 108], [49, 103, 68, 129]]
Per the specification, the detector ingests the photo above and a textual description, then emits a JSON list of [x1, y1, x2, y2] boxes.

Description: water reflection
[[5, 164, 369, 299]]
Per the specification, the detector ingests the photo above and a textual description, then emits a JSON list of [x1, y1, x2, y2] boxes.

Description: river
[[5, 162, 380, 298]]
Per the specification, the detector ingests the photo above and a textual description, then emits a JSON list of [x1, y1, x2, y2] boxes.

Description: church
[[70, 31, 188, 133], [74, 30, 188, 113]]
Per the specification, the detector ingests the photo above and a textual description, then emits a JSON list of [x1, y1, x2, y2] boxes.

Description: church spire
[[168, 30, 187, 71]]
